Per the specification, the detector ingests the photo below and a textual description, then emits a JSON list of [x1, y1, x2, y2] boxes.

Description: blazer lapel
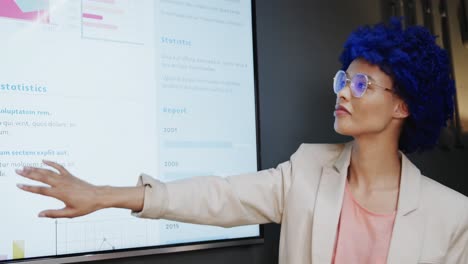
[[311, 143, 424, 264], [311, 142, 351, 263], [386, 153, 423, 264]]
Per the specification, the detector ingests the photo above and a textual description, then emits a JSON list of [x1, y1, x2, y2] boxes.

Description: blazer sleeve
[[130, 144, 303, 227], [445, 200, 468, 263]]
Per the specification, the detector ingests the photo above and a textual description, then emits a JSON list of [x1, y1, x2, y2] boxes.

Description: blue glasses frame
[[333, 70, 393, 98]]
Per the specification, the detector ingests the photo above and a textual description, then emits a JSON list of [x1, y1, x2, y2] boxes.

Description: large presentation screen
[[0, 0, 259, 262]]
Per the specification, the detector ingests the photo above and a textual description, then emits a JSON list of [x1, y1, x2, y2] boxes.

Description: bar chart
[[81, 0, 147, 45], [12, 240, 25, 259]]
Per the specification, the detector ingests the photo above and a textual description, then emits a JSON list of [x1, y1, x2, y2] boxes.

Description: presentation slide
[[0, 0, 258, 261]]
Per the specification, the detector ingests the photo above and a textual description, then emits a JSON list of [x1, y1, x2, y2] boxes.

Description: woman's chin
[[334, 122, 354, 136], [334, 129, 352, 136]]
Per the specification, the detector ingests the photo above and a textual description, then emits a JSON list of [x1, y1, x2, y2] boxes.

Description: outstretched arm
[[131, 157, 295, 227], [16, 145, 302, 227]]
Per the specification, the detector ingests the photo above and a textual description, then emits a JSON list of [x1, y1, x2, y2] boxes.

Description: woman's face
[[334, 58, 405, 137]]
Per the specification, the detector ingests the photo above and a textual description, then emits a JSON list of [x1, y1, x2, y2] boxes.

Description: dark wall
[[86, 0, 468, 264], [378, 0, 468, 199], [399, 0, 468, 202]]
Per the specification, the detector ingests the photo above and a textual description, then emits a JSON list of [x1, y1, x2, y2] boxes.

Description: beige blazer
[[132, 141, 468, 264]]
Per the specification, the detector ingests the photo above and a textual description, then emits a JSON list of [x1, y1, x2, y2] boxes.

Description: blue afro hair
[[339, 17, 456, 153]]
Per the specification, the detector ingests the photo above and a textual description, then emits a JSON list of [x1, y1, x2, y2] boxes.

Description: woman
[[16, 18, 467, 263]]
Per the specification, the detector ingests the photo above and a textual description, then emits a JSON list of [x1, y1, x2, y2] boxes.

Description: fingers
[[15, 184, 77, 218], [15, 167, 58, 186], [16, 184, 56, 198], [42, 160, 69, 175], [38, 208, 76, 218]]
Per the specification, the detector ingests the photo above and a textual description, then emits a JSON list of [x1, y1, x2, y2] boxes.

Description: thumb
[[38, 208, 76, 218]]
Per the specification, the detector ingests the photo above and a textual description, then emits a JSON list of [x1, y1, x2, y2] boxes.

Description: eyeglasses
[[333, 70, 393, 98]]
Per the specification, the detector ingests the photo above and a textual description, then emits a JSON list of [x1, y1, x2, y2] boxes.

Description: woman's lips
[[335, 110, 350, 116], [334, 105, 351, 116]]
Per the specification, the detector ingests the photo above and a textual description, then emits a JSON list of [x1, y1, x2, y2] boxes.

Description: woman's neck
[[348, 137, 402, 192]]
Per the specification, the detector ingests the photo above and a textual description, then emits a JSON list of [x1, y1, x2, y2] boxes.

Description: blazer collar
[[311, 141, 423, 263], [332, 141, 352, 177], [332, 141, 421, 215]]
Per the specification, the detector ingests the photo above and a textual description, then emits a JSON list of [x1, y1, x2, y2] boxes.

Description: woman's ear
[[394, 99, 410, 119]]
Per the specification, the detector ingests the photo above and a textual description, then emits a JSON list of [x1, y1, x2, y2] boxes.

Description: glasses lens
[[333, 70, 347, 94], [350, 74, 368, 97]]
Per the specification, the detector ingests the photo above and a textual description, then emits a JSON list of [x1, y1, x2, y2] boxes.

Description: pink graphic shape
[[0, 0, 49, 23], [82, 13, 103, 20]]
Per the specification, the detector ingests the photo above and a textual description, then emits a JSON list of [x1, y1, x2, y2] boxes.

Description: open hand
[[16, 160, 102, 218]]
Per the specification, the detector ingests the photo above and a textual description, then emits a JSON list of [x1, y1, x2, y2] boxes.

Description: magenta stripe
[[82, 13, 103, 20]]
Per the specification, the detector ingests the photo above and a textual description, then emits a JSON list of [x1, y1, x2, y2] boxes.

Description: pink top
[[332, 181, 397, 264]]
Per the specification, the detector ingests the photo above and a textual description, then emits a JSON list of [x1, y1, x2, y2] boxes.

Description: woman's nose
[[337, 80, 352, 100]]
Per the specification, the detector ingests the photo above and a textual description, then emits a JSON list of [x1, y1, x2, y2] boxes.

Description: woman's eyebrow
[[367, 75, 377, 82]]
